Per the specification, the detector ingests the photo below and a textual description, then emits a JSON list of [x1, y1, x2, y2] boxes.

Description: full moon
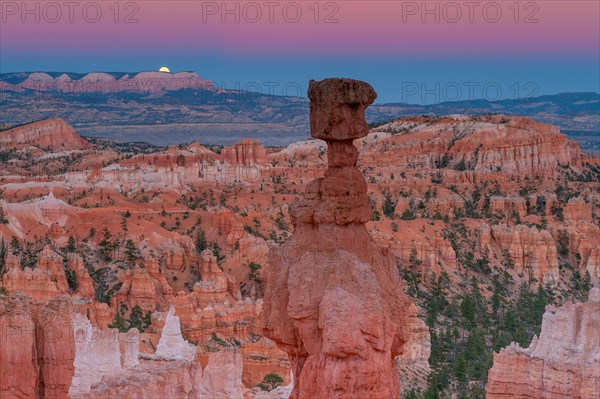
[[159, 66, 170, 73]]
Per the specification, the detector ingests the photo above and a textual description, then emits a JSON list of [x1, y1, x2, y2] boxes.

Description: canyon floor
[[0, 114, 599, 398]]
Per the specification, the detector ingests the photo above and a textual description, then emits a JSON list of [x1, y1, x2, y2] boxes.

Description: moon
[[159, 66, 170, 73]]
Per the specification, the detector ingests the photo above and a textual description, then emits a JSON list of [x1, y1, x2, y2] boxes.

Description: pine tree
[[66, 236, 76, 252], [544, 281, 556, 304], [557, 229, 569, 256], [127, 305, 151, 332], [454, 354, 467, 383], [382, 190, 396, 218], [64, 267, 78, 291], [120, 217, 128, 239], [400, 247, 422, 298], [195, 228, 207, 254], [0, 206, 8, 224], [124, 239, 139, 265], [0, 238, 7, 277], [460, 294, 476, 328], [99, 227, 114, 260], [404, 390, 421, 399], [10, 237, 21, 255], [257, 373, 284, 391], [212, 242, 224, 266], [582, 271, 592, 293], [109, 311, 126, 332]]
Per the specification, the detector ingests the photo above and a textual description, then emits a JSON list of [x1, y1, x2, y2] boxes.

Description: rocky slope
[[486, 287, 600, 398], [367, 115, 582, 179], [0, 118, 91, 151]]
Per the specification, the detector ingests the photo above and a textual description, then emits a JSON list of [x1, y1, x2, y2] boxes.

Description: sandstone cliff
[[2, 246, 71, 302], [368, 115, 582, 180], [221, 138, 268, 166], [0, 293, 75, 399], [0, 119, 91, 151], [486, 287, 600, 398]]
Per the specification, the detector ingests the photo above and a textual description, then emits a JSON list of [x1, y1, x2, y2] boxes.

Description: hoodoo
[[261, 78, 425, 399]]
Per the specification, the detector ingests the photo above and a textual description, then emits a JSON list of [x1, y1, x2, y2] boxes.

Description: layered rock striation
[[0, 118, 91, 151], [367, 115, 583, 180], [221, 138, 268, 166], [486, 287, 600, 398], [261, 78, 426, 399], [0, 293, 75, 399], [2, 245, 71, 302]]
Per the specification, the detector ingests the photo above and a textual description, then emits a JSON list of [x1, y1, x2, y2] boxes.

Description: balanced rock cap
[[308, 78, 377, 141]]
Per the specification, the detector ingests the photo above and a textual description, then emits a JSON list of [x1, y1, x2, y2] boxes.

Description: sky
[[1, 0, 599, 103]]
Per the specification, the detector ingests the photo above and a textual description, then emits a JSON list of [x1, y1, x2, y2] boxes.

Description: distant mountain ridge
[[381, 91, 600, 117], [0, 72, 598, 151], [1, 71, 132, 84], [0, 71, 214, 94]]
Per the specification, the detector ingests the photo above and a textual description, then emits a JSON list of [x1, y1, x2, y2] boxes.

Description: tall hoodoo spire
[[261, 78, 426, 399]]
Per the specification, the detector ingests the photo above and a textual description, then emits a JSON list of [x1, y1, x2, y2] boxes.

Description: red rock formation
[[122, 145, 217, 170], [261, 78, 426, 399], [489, 196, 527, 220], [367, 115, 582, 180], [73, 301, 114, 329], [199, 348, 245, 398], [222, 138, 268, 165], [395, 309, 432, 395], [143, 256, 174, 301], [227, 274, 243, 301], [2, 247, 71, 302], [215, 209, 245, 244], [565, 221, 600, 281], [158, 239, 190, 271], [489, 224, 559, 283], [0, 118, 91, 151], [587, 248, 600, 281], [67, 254, 95, 299], [0, 293, 38, 398], [0, 293, 75, 399], [564, 197, 593, 222], [79, 347, 245, 399], [486, 287, 600, 399], [116, 266, 158, 312], [37, 191, 73, 227], [371, 232, 455, 277], [241, 337, 292, 388], [154, 306, 197, 361], [173, 289, 261, 344], [37, 245, 70, 291], [427, 193, 465, 218], [191, 249, 228, 308]]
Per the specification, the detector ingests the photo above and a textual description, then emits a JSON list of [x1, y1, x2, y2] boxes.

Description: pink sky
[[2, 1, 598, 57]]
